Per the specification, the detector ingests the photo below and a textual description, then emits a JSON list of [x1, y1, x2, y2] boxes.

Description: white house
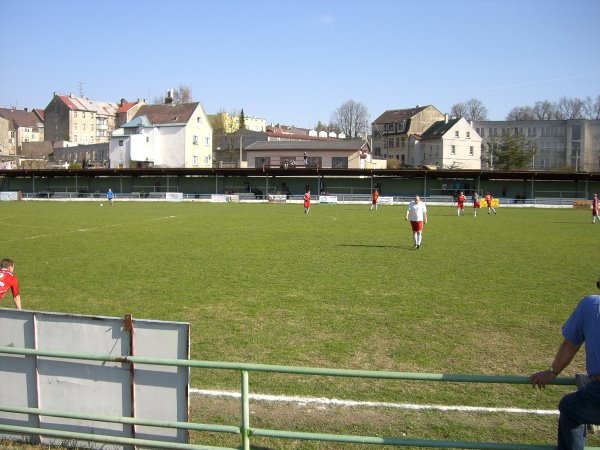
[[110, 102, 213, 168], [411, 117, 482, 169]]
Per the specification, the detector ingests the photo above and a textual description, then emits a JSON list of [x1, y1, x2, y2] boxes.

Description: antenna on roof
[[78, 82, 84, 97]]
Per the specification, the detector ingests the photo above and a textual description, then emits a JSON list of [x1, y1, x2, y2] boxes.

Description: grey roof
[[372, 106, 431, 124], [420, 118, 461, 139], [245, 140, 368, 152]]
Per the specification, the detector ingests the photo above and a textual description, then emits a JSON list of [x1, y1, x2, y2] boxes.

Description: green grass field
[[2, 200, 600, 449]]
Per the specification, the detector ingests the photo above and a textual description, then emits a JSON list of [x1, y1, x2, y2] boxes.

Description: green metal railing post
[[241, 370, 250, 450]]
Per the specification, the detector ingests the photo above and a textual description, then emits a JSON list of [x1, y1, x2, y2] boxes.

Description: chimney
[[24, 108, 28, 112], [444, 114, 449, 124], [164, 89, 173, 105]]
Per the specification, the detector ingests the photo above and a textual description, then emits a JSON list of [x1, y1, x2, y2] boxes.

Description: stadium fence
[[0, 345, 590, 450]]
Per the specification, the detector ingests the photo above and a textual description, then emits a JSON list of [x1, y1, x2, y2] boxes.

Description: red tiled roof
[[58, 95, 79, 110], [117, 101, 138, 114]]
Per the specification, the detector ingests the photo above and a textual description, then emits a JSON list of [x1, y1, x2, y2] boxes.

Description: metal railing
[[0, 346, 593, 450]]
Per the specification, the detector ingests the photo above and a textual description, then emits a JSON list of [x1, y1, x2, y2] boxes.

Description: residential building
[[116, 99, 146, 127], [44, 93, 118, 145], [371, 105, 445, 165], [0, 107, 45, 155], [213, 112, 267, 133], [109, 101, 213, 168], [244, 140, 381, 169], [412, 117, 482, 169], [473, 119, 600, 172], [0, 116, 9, 156]]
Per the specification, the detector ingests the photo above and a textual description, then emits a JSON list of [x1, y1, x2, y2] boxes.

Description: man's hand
[[529, 370, 556, 388]]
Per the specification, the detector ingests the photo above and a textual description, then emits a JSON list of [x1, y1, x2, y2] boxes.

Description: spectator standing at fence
[[0, 259, 21, 309], [107, 188, 114, 206], [472, 191, 481, 217], [456, 191, 466, 216], [405, 195, 427, 249], [485, 192, 497, 214], [303, 152, 308, 166], [529, 278, 600, 450], [370, 189, 380, 211], [304, 189, 311, 214], [592, 193, 599, 224]]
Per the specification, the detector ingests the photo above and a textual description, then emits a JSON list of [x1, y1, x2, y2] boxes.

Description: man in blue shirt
[[529, 287, 600, 450], [107, 188, 114, 205]]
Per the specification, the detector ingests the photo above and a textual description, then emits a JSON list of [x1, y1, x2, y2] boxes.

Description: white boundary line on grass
[[190, 388, 558, 415]]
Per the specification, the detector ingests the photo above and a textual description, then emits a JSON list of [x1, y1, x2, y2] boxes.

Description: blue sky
[[1, 0, 599, 127]]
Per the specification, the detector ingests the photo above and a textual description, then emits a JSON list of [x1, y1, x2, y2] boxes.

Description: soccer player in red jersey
[[456, 191, 466, 216], [485, 192, 497, 214], [304, 190, 311, 214], [0, 258, 21, 309], [370, 189, 380, 210]]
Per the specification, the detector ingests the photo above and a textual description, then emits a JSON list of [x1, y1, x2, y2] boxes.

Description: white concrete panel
[[0, 309, 190, 449]]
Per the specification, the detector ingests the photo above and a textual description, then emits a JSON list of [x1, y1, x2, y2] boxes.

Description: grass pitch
[[2, 200, 599, 448]]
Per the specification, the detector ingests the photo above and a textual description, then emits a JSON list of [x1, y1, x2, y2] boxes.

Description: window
[[571, 125, 581, 140], [469, 146, 474, 156], [146, 136, 150, 143], [451, 145, 456, 155], [205, 137, 210, 146], [193, 136, 198, 145], [527, 127, 537, 137], [466, 131, 471, 139], [454, 130, 459, 138], [331, 156, 348, 169], [119, 140, 124, 146], [74, 111, 77, 117], [74, 123, 78, 130], [197, 117, 202, 128], [74, 135, 78, 143], [192, 155, 198, 166], [82, 124, 86, 131], [82, 112, 86, 118]]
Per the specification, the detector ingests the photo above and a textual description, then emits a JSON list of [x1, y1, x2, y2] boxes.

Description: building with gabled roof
[[109, 101, 213, 168], [412, 117, 482, 169], [371, 105, 445, 165], [116, 99, 146, 127], [0, 107, 45, 155], [44, 93, 118, 145]]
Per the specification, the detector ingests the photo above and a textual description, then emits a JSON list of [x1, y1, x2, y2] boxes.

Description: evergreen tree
[[239, 109, 246, 130], [486, 128, 536, 170]]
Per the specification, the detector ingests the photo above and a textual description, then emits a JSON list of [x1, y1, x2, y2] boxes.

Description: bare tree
[[152, 84, 193, 104], [450, 98, 488, 121], [583, 95, 600, 120], [172, 85, 192, 104], [556, 96, 585, 119], [331, 100, 370, 138], [506, 105, 535, 121], [450, 102, 468, 119], [532, 100, 557, 120]]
